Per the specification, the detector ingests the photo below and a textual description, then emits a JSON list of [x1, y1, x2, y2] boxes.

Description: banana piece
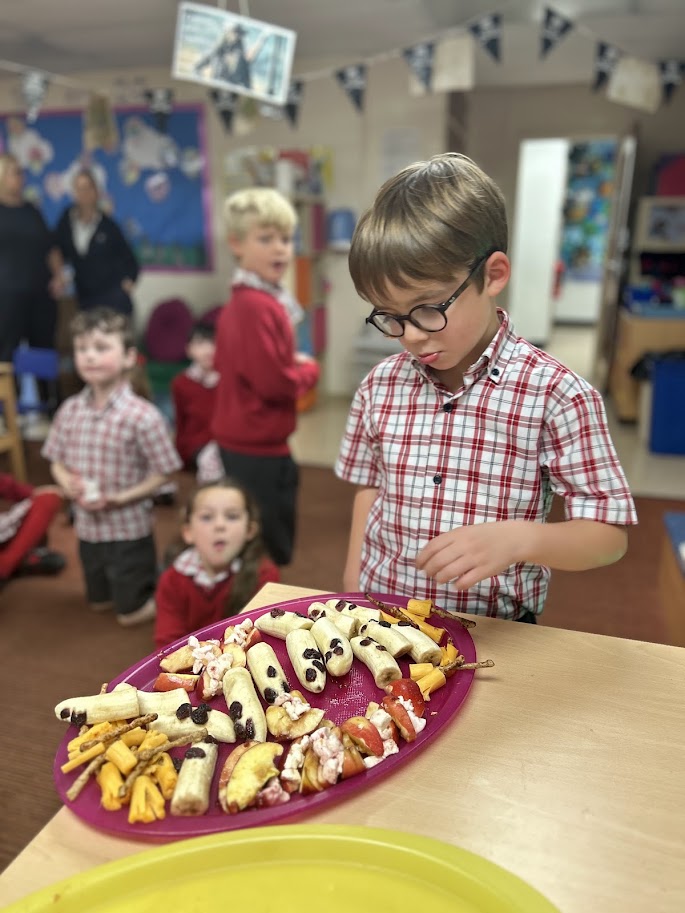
[[170, 737, 219, 816], [255, 608, 313, 639], [150, 706, 236, 743], [309, 602, 358, 639], [134, 687, 190, 716], [325, 598, 381, 625], [246, 642, 290, 704], [311, 617, 353, 677], [286, 628, 327, 693], [350, 635, 402, 688], [358, 620, 412, 659], [223, 666, 267, 742], [394, 620, 444, 664], [55, 684, 139, 725]]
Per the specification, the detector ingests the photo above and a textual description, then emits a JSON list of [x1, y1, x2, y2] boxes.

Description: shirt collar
[[79, 381, 133, 412], [232, 267, 304, 326], [174, 547, 233, 588], [186, 363, 219, 388]]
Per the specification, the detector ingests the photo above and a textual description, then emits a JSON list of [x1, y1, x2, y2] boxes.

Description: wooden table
[[3, 582, 685, 912]]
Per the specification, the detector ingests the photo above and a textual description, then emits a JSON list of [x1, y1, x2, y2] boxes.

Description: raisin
[[176, 702, 192, 720], [349, 603, 358, 609], [245, 718, 255, 739], [270, 608, 285, 617], [375, 644, 387, 651], [305, 668, 317, 682], [266, 665, 277, 678], [359, 638, 372, 646], [282, 681, 291, 692], [204, 735, 218, 745], [330, 638, 341, 648], [185, 747, 206, 759], [333, 645, 344, 655], [60, 708, 70, 720], [312, 659, 325, 673], [379, 620, 391, 628], [325, 650, 332, 661], [71, 711, 87, 728], [191, 705, 209, 724], [172, 757, 183, 773], [234, 721, 246, 739], [264, 687, 277, 703], [311, 609, 321, 618], [228, 700, 243, 720], [303, 648, 318, 659], [295, 612, 308, 618], [398, 621, 411, 627], [334, 600, 345, 609]]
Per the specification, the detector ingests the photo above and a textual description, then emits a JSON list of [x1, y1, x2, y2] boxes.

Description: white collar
[[174, 547, 241, 589], [232, 267, 304, 326]]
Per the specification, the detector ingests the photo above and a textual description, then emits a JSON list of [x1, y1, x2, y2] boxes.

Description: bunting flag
[[285, 79, 304, 127], [469, 13, 502, 63], [210, 88, 239, 132], [540, 6, 574, 59], [402, 41, 436, 90], [144, 88, 174, 134], [21, 70, 49, 123], [336, 64, 367, 112], [593, 41, 621, 91], [659, 59, 685, 103]]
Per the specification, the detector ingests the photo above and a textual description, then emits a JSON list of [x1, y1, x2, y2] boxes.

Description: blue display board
[[0, 104, 212, 271]]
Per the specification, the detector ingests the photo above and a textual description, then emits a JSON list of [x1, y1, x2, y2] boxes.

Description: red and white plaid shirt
[[42, 383, 182, 543], [335, 309, 637, 620]]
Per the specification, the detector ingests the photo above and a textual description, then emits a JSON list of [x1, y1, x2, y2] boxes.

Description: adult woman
[[0, 153, 64, 361], [55, 169, 139, 315]]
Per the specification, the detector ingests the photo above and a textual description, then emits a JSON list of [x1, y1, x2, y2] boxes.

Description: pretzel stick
[[80, 714, 158, 751], [426, 606, 476, 628], [99, 682, 108, 694], [363, 593, 420, 627], [446, 658, 494, 673], [66, 754, 108, 801], [118, 729, 208, 798]]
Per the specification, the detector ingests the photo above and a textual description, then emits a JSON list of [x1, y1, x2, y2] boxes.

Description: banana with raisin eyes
[[311, 617, 353, 677], [350, 635, 402, 689], [358, 620, 412, 659], [308, 601, 358, 639], [246, 642, 291, 705], [325, 598, 381, 625], [286, 628, 327, 693], [222, 667, 267, 742], [255, 608, 313, 639], [394, 620, 444, 664], [170, 737, 219, 816]]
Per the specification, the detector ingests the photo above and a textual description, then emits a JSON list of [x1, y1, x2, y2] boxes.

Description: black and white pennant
[[593, 42, 621, 92], [144, 88, 174, 134], [336, 64, 367, 112], [469, 13, 502, 63], [540, 6, 574, 59], [285, 80, 304, 128], [21, 70, 49, 123], [402, 41, 436, 90], [659, 59, 685, 104], [210, 88, 239, 133]]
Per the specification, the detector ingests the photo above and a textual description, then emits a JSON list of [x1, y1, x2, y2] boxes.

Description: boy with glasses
[[335, 153, 636, 623]]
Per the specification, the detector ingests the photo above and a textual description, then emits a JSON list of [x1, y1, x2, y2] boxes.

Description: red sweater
[[154, 557, 280, 647], [211, 286, 320, 456], [171, 372, 217, 465], [0, 474, 33, 503]]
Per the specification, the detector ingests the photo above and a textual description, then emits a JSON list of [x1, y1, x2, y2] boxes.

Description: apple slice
[[340, 716, 384, 757], [224, 742, 284, 814], [384, 679, 426, 717], [221, 643, 247, 668], [340, 733, 367, 779], [265, 691, 325, 740], [153, 672, 199, 693], [380, 695, 417, 743]]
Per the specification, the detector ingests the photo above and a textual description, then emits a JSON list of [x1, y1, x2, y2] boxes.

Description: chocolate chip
[[264, 687, 277, 703], [266, 665, 277, 677], [176, 703, 193, 720], [305, 668, 317, 682], [228, 700, 242, 720]]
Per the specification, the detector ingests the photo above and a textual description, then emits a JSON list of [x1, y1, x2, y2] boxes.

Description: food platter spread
[[53, 592, 485, 840]]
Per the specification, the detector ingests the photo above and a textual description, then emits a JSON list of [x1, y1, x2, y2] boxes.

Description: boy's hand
[[77, 492, 120, 512], [416, 520, 528, 590], [60, 472, 83, 501]]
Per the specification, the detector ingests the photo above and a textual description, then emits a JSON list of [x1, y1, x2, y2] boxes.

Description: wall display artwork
[[559, 139, 617, 282], [173, 1, 296, 106], [0, 104, 211, 271]]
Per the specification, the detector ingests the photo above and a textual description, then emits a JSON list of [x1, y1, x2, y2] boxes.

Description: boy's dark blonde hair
[[349, 153, 508, 304], [224, 187, 297, 240], [70, 307, 135, 350]]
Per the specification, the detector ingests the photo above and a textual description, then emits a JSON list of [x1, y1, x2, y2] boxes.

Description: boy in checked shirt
[[336, 153, 637, 623], [43, 308, 182, 626]]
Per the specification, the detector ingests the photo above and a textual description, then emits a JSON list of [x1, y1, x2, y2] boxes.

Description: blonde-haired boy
[[336, 153, 636, 623], [212, 187, 319, 566]]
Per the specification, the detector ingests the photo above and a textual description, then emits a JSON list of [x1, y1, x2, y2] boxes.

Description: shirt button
[[433, 474, 442, 485], [491, 367, 500, 377], [443, 401, 454, 413]]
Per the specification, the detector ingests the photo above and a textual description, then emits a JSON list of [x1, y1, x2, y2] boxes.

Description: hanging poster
[[559, 139, 617, 282], [172, 1, 296, 106], [0, 104, 211, 271]]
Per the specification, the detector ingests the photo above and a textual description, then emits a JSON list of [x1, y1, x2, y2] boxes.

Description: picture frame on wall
[[634, 196, 685, 252], [172, 1, 297, 106]]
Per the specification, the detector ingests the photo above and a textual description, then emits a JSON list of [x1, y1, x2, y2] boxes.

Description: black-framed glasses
[[365, 252, 492, 338]]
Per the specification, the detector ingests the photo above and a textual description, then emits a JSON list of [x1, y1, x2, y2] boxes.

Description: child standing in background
[[43, 308, 182, 626], [154, 478, 279, 647], [172, 323, 218, 470], [212, 187, 319, 566]]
